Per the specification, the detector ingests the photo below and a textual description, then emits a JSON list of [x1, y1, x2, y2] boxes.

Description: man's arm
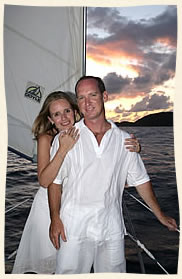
[[136, 181, 177, 231], [48, 183, 67, 249]]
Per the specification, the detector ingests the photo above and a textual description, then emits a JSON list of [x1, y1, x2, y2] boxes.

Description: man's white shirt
[[50, 119, 150, 241]]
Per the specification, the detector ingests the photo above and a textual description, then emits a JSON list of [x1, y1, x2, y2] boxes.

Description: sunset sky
[[86, 5, 177, 123]]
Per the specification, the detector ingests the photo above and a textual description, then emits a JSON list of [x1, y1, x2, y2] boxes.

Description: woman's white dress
[[12, 186, 56, 274]]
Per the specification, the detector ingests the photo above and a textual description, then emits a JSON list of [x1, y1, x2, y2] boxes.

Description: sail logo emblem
[[24, 85, 42, 103]]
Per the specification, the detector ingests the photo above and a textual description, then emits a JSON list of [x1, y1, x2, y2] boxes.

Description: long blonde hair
[[32, 91, 81, 140]]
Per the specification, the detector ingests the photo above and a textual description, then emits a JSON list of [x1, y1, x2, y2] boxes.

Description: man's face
[[76, 78, 108, 121]]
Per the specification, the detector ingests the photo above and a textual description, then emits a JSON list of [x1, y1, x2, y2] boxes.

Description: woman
[[12, 91, 140, 274]]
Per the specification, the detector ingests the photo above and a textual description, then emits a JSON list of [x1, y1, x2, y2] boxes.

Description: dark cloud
[[87, 6, 177, 48], [114, 105, 124, 113], [102, 70, 153, 97], [131, 53, 176, 92], [162, 51, 176, 72], [119, 50, 176, 95], [134, 74, 152, 85], [122, 111, 132, 118], [103, 72, 131, 94], [87, 6, 177, 91], [130, 94, 173, 112], [102, 52, 176, 97], [130, 96, 149, 112], [87, 7, 123, 31], [147, 5, 177, 45], [154, 52, 176, 85]]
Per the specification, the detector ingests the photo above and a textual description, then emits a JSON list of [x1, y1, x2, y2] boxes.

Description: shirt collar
[[75, 118, 117, 130]]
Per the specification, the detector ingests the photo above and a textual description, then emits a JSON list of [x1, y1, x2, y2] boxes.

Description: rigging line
[[5, 58, 32, 128], [52, 7, 86, 93], [5, 198, 32, 214], [4, 24, 73, 67], [123, 200, 146, 273], [127, 232, 169, 274], [7, 227, 25, 260], [7, 113, 32, 129], [125, 190, 153, 212], [52, 69, 81, 92], [68, 7, 82, 71], [8, 250, 17, 260]]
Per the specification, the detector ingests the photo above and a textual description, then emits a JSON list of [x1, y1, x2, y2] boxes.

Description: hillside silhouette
[[116, 112, 173, 127]]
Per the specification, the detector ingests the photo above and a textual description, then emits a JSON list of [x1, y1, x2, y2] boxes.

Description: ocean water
[[4, 126, 179, 274]]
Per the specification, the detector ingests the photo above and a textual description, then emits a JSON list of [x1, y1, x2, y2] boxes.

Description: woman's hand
[[124, 133, 141, 153], [59, 127, 79, 153]]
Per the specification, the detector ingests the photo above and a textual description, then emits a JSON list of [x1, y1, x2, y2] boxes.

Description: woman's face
[[48, 99, 75, 131]]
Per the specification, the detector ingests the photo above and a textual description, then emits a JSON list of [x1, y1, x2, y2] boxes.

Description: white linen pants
[[56, 237, 126, 274]]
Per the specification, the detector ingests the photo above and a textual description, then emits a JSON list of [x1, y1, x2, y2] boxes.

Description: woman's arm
[[37, 128, 79, 188], [48, 183, 66, 249]]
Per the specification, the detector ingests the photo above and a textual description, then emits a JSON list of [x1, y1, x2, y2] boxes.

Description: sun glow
[[86, 57, 138, 79], [151, 78, 175, 101], [106, 95, 143, 110], [105, 95, 144, 122]]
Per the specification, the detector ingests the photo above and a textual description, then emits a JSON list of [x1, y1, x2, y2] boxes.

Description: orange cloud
[[87, 40, 143, 65], [155, 37, 177, 48]]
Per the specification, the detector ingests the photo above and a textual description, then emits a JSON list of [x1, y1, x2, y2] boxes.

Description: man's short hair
[[75, 75, 106, 96]]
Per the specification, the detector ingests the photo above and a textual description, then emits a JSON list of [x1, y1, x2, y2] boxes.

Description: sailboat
[[4, 4, 179, 275]]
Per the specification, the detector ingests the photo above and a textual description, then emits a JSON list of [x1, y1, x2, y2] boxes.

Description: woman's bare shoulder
[[38, 133, 53, 145]]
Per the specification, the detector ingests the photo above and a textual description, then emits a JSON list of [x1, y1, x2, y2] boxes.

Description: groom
[[48, 75, 177, 274]]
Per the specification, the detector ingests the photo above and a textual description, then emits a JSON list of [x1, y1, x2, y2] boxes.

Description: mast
[[82, 6, 87, 75]]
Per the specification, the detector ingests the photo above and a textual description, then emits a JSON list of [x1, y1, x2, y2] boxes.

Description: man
[[48, 76, 177, 274]]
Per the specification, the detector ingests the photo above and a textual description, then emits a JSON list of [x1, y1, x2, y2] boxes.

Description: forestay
[[4, 5, 86, 161]]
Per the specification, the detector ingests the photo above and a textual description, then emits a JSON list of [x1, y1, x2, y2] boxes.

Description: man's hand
[[136, 182, 178, 232], [158, 214, 178, 231], [49, 216, 67, 249]]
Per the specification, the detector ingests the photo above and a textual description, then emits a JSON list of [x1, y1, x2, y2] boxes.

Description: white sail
[[4, 5, 86, 161]]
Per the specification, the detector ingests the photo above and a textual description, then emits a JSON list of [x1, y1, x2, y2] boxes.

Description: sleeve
[[50, 134, 68, 185], [126, 152, 150, 187]]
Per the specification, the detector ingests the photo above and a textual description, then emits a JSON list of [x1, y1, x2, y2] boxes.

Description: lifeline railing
[[125, 190, 180, 233], [5, 191, 180, 274], [124, 189, 180, 274]]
